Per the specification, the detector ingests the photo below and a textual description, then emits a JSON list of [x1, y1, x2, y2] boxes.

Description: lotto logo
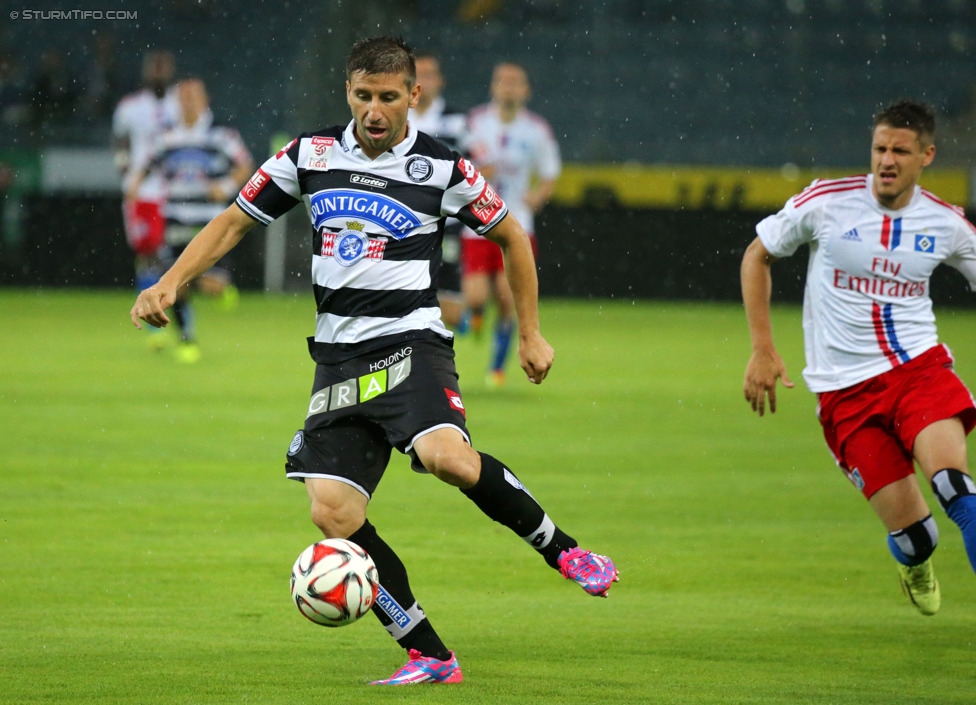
[[458, 157, 479, 186], [242, 169, 270, 202], [444, 387, 465, 417]]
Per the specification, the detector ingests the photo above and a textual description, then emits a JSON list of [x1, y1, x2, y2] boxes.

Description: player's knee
[[931, 468, 976, 512], [309, 496, 366, 539], [887, 514, 939, 566], [414, 435, 480, 488]]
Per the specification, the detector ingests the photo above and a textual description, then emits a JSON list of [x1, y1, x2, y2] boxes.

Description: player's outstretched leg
[[932, 468, 976, 573], [346, 521, 463, 685], [887, 514, 941, 615], [460, 452, 619, 597]]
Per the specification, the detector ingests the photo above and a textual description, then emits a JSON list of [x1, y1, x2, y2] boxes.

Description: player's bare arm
[[483, 213, 554, 384], [740, 237, 794, 416], [525, 177, 556, 214], [130, 204, 255, 329]]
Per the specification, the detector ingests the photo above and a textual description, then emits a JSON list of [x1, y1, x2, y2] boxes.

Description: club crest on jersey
[[322, 221, 388, 267], [405, 155, 433, 183], [914, 234, 936, 253]]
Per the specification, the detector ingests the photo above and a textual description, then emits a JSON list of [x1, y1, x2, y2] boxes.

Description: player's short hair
[[347, 36, 415, 85], [873, 99, 936, 144]]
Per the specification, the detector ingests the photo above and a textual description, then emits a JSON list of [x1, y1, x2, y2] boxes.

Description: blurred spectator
[[0, 52, 29, 130], [28, 50, 79, 135], [80, 33, 122, 123]]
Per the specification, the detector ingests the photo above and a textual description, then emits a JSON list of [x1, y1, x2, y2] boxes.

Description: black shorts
[[284, 337, 471, 498]]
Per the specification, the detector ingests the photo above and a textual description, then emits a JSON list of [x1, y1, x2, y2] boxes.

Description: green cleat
[[897, 559, 940, 616], [174, 341, 202, 364], [218, 284, 240, 311]]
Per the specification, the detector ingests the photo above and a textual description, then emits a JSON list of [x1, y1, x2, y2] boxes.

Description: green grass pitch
[[2, 289, 975, 704]]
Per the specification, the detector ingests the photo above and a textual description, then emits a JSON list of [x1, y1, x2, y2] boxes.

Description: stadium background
[[1, 0, 975, 303]]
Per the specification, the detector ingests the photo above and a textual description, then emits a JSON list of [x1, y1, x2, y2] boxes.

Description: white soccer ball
[[290, 538, 379, 627]]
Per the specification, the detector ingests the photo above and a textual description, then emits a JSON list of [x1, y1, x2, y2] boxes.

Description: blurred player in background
[[126, 78, 253, 363], [112, 50, 179, 348], [741, 99, 976, 616], [130, 36, 617, 684], [463, 62, 561, 386], [408, 52, 468, 330]]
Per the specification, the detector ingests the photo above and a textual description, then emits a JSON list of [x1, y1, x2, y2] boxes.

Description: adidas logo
[[841, 228, 861, 241]]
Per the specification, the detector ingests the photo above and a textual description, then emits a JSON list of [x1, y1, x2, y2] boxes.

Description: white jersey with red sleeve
[[757, 173, 976, 392], [463, 104, 561, 236], [111, 87, 180, 199]]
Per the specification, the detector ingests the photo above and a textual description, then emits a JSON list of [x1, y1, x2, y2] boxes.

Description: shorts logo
[[359, 371, 387, 403], [306, 354, 412, 418], [242, 168, 270, 202], [915, 234, 935, 253], [468, 183, 504, 225], [405, 155, 433, 183], [848, 468, 865, 491], [321, 221, 387, 265], [287, 430, 305, 456], [445, 388, 465, 418]]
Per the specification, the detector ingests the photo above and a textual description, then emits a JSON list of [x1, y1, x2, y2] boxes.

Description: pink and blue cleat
[[369, 649, 463, 686], [558, 547, 619, 597]]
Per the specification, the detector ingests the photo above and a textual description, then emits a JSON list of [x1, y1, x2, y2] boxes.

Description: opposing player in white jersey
[[126, 78, 253, 363], [130, 36, 616, 685], [463, 62, 561, 385], [742, 100, 976, 616], [408, 53, 468, 329], [111, 50, 180, 314]]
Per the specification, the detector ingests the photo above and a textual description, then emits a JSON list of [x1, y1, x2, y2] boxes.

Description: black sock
[[347, 520, 451, 661], [461, 452, 576, 569], [171, 299, 193, 342]]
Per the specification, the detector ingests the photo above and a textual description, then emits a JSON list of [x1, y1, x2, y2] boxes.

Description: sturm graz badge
[[288, 430, 305, 456], [334, 225, 370, 267], [405, 155, 433, 183]]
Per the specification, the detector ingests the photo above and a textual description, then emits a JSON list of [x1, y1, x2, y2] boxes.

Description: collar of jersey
[[343, 119, 418, 160]]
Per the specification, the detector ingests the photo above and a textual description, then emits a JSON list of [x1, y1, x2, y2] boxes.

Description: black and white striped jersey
[[235, 120, 508, 363]]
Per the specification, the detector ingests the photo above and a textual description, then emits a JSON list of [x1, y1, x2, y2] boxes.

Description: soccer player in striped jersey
[[126, 78, 254, 362], [741, 99, 976, 616], [130, 36, 617, 685]]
